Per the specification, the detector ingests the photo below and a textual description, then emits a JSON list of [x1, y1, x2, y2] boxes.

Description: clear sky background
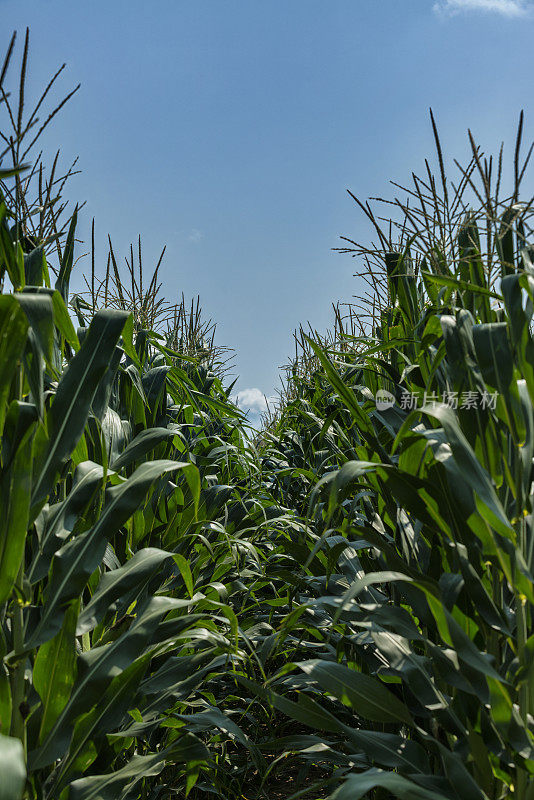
[[2, 0, 534, 423]]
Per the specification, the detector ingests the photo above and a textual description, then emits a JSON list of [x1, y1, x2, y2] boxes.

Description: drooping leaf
[[31, 309, 129, 516], [297, 659, 413, 724]]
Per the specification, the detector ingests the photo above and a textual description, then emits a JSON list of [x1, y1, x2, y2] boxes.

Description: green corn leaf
[[110, 427, 175, 472], [14, 292, 54, 418], [473, 322, 525, 443], [421, 271, 501, 300], [22, 329, 45, 418], [236, 676, 428, 772], [33, 599, 79, 743], [54, 653, 152, 791], [418, 403, 515, 542], [90, 344, 123, 421], [30, 595, 199, 769], [23, 246, 49, 288], [76, 547, 174, 635], [0, 297, 29, 437], [54, 207, 77, 302], [370, 630, 449, 713], [30, 309, 129, 517], [0, 665, 11, 736], [173, 553, 194, 597], [68, 737, 209, 800], [487, 676, 534, 760], [310, 460, 378, 518], [0, 205, 24, 290], [0, 407, 33, 605], [173, 706, 262, 767], [297, 659, 413, 724], [331, 769, 452, 800], [436, 741, 492, 800], [496, 206, 517, 278], [119, 313, 141, 368], [306, 337, 380, 446], [458, 215, 488, 318], [28, 461, 104, 585], [502, 273, 534, 406], [139, 653, 227, 720], [51, 289, 80, 353], [20, 286, 80, 356], [26, 460, 185, 648]]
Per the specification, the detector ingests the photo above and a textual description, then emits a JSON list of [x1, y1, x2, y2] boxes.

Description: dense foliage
[[1, 30, 534, 800]]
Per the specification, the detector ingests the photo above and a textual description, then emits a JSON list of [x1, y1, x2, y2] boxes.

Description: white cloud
[[233, 387, 276, 416], [188, 228, 203, 243], [434, 0, 529, 15]]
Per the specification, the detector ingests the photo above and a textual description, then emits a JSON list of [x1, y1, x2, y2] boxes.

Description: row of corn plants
[[250, 124, 534, 799], [0, 179, 266, 797]]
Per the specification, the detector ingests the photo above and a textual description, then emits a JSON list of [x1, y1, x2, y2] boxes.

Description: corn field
[[1, 30, 534, 800]]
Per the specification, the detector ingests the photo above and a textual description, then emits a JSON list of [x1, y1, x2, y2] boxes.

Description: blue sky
[[2, 0, 534, 423]]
